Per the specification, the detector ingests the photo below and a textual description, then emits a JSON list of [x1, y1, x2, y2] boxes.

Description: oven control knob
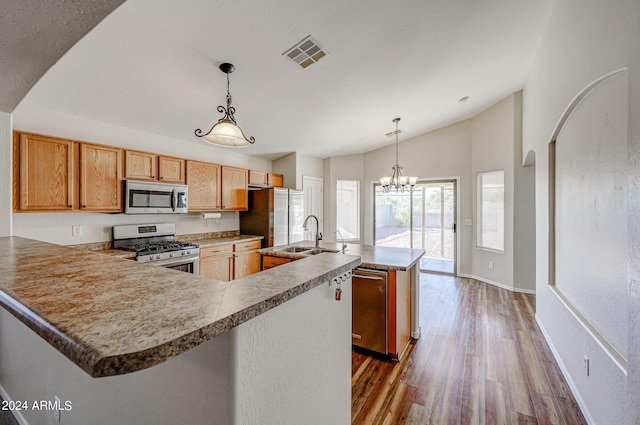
[[155, 254, 161, 260], [170, 252, 175, 257], [185, 250, 190, 255]]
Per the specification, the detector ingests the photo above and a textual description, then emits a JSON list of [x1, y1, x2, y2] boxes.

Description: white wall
[[10, 107, 272, 244], [323, 154, 365, 243], [470, 95, 516, 288], [0, 112, 12, 237], [0, 276, 352, 425], [362, 120, 473, 274], [273, 152, 324, 190], [627, 0, 640, 417], [522, 0, 636, 422]]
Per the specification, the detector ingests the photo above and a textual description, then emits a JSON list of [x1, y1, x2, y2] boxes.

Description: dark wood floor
[[351, 274, 588, 425]]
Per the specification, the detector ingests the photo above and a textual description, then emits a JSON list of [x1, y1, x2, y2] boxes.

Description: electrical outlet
[[54, 396, 61, 422], [584, 355, 590, 376], [489, 261, 494, 269], [72, 225, 81, 236]]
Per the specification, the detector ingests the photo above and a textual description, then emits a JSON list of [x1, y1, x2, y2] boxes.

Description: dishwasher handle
[[353, 274, 385, 280]]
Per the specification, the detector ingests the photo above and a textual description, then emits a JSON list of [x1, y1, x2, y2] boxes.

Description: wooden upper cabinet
[[79, 143, 123, 212], [186, 160, 221, 210], [268, 173, 284, 188], [248, 170, 268, 186], [158, 156, 185, 183], [16, 132, 75, 212], [221, 166, 248, 210], [124, 150, 157, 181]]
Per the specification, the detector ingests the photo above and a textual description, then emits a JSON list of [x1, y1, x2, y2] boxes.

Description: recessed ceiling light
[[458, 96, 470, 103], [283, 35, 328, 69]]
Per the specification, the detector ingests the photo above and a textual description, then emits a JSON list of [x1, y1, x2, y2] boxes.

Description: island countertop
[[260, 241, 425, 271], [0, 236, 360, 378]]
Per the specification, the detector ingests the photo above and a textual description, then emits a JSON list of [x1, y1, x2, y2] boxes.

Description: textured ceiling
[[0, 0, 125, 113], [10, 0, 554, 159]]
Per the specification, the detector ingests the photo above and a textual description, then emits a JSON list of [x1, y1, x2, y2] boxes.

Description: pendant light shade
[[380, 117, 417, 193], [195, 63, 255, 148]]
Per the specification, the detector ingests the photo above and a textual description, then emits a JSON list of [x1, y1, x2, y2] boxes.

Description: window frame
[[476, 169, 505, 252], [336, 179, 360, 241]]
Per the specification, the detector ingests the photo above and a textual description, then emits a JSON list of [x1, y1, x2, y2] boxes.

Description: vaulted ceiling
[[5, 0, 555, 159]]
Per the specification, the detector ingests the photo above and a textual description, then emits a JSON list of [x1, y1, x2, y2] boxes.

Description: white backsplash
[[13, 211, 239, 246]]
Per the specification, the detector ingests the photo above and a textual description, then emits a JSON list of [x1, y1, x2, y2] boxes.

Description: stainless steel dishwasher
[[352, 267, 388, 354]]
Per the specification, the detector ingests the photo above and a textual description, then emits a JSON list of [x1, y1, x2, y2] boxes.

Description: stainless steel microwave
[[124, 180, 188, 214]]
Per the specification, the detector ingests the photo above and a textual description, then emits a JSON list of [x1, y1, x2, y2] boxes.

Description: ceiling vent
[[283, 35, 328, 69]]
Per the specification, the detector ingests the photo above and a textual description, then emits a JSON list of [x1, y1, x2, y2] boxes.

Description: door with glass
[[374, 181, 456, 274]]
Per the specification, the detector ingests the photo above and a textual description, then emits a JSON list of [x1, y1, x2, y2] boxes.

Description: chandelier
[[194, 63, 255, 148], [380, 117, 417, 192]]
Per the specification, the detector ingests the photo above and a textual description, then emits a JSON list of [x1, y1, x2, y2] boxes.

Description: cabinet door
[[268, 173, 284, 188], [158, 156, 186, 183], [200, 246, 234, 281], [80, 144, 123, 212], [125, 150, 157, 181], [234, 251, 261, 279], [249, 170, 268, 186], [18, 133, 75, 211], [221, 166, 248, 210], [261, 255, 292, 270], [186, 160, 221, 210]]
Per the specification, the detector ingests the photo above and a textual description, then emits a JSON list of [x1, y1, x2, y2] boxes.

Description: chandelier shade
[[194, 63, 255, 148]]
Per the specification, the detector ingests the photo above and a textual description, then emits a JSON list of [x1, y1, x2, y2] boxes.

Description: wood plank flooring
[[351, 274, 588, 425]]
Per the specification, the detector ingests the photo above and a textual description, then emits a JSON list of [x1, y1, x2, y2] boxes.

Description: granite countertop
[[179, 234, 263, 249], [260, 241, 424, 271], [0, 237, 360, 378]]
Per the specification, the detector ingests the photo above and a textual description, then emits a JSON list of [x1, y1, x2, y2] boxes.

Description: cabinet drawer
[[201, 244, 233, 258], [262, 255, 292, 270], [234, 240, 261, 252]]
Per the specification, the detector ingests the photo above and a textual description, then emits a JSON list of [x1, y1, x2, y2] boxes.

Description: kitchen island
[[261, 241, 425, 359], [0, 236, 360, 425]]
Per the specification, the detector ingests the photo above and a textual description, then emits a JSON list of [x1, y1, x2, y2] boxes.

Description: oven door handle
[[145, 255, 199, 268]]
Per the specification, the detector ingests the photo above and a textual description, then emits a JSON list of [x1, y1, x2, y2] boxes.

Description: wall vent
[[283, 35, 328, 69]]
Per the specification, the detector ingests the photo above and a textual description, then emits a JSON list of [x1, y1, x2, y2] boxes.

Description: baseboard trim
[[457, 274, 536, 294], [0, 382, 29, 425], [535, 314, 596, 425]]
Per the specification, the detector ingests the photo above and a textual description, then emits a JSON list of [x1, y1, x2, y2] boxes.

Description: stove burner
[[124, 241, 198, 254]]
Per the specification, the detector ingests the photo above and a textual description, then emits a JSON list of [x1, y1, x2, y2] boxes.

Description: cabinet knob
[[69, 205, 73, 208], [152, 175, 155, 179], [82, 205, 87, 209]]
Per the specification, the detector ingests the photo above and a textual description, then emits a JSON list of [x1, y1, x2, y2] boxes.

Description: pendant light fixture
[[380, 117, 417, 193], [194, 63, 255, 148]]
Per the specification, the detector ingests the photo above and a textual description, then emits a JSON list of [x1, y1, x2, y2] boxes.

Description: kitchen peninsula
[[0, 236, 360, 425]]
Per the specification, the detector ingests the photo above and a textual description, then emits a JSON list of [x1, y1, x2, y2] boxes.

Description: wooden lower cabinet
[[261, 254, 293, 270], [200, 240, 261, 281], [387, 269, 412, 360], [234, 240, 261, 279], [200, 245, 234, 281]]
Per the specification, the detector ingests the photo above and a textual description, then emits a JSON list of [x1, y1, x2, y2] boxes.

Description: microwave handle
[[171, 188, 177, 212]]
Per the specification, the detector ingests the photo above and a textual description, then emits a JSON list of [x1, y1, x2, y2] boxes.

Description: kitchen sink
[[305, 248, 340, 255], [274, 246, 340, 255], [275, 246, 315, 253]]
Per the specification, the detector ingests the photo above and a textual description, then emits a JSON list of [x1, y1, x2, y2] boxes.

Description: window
[[336, 180, 360, 240], [477, 170, 504, 251]]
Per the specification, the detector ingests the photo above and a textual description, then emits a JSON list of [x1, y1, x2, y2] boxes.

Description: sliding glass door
[[374, 181, 456, 274]]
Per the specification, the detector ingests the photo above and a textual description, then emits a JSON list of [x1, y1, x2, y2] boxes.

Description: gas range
[[113, 223, 200, 273]]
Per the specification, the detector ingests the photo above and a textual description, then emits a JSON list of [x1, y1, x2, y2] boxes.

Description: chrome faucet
[[335, 229, 348, 254], [303, 215, 323, 248]]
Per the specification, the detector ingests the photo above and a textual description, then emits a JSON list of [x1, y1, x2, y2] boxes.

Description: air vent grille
[[283, 35, 328, 69]]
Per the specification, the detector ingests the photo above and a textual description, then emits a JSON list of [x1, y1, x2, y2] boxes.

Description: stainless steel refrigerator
[[240, 188, 305, 248]]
